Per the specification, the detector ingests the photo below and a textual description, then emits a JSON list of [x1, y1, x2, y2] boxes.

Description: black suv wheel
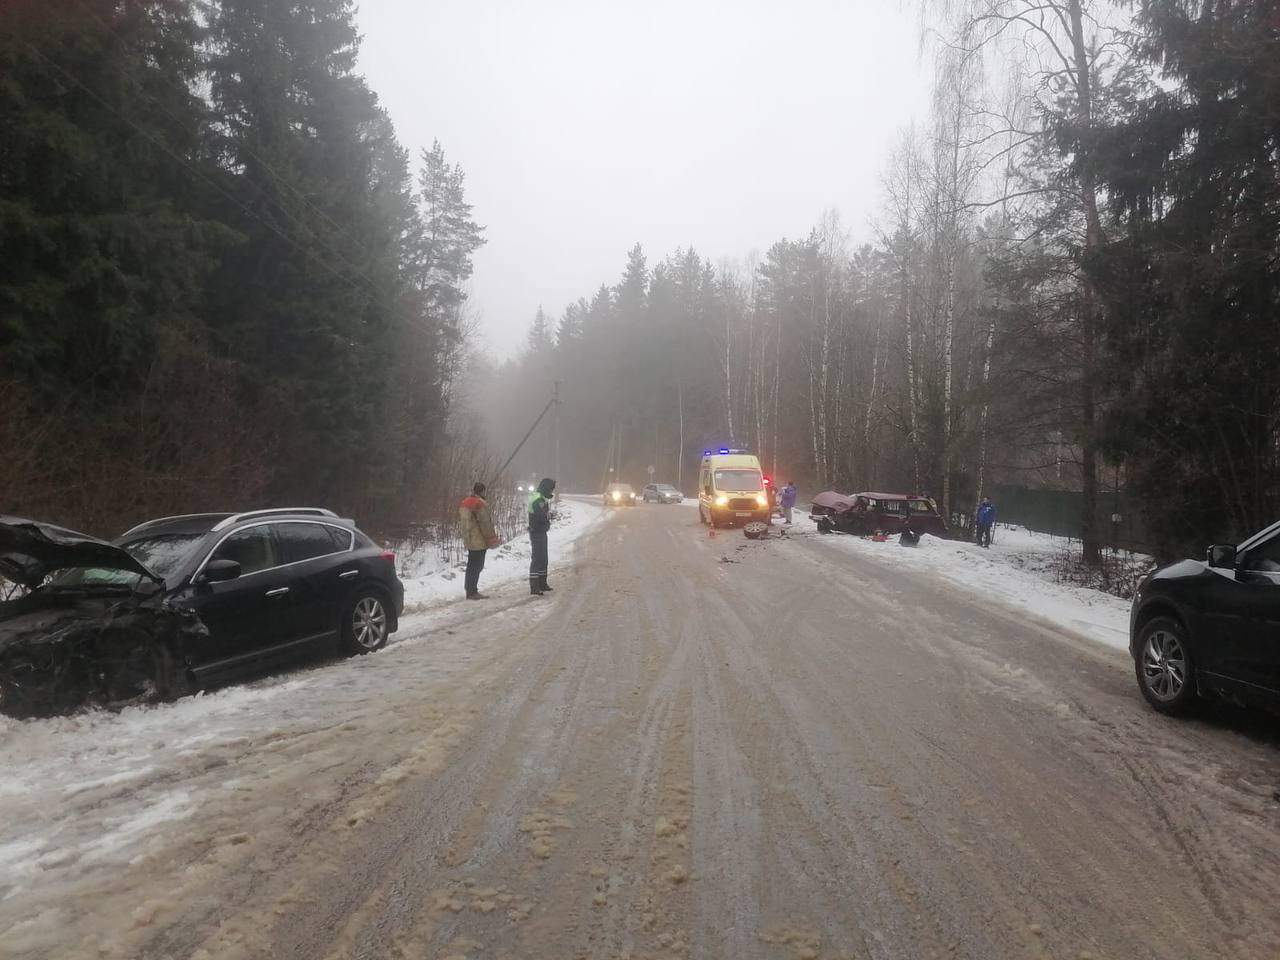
[[343, 590, 390, 655], [1135, 616, 1198, 715]]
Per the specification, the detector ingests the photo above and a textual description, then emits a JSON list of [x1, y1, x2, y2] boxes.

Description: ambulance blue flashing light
[[718, 447, 729, 455], [703, 449, 711, 456]]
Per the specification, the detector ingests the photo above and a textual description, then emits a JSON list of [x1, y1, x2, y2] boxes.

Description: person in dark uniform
[[528, 477, 556, 595], [975, 495, 997, 548]]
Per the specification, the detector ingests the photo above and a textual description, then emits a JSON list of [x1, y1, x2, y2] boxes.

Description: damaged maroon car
[[809, 491, 948, 538], [1, 509, 404, 719]]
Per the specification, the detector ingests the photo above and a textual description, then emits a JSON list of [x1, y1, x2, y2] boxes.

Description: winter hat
[[537, 477, 557, 496]]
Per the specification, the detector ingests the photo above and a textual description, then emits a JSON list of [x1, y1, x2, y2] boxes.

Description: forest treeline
[[2, 0, 1276, 565], [1, 0, 484, 536], [482, 0, 1279, 563]]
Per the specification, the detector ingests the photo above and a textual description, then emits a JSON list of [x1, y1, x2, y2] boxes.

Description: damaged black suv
[[0, 509, 404, 719]]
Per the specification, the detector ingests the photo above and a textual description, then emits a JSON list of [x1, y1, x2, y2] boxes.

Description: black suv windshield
[[122, 533, 205, 579], [49, 533, 203, 589]]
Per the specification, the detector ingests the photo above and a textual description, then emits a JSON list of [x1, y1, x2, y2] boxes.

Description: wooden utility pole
[[553, 380, 561, 483], [677, 384, 685, 489]]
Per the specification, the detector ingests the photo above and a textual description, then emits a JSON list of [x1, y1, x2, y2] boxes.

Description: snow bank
[[397, 495, 613, 609], [801, 515, 1145, 652]]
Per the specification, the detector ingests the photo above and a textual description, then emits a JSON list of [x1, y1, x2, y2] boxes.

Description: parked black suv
[[1130, 520, 1280, 715], [0, 509, 403, 718]]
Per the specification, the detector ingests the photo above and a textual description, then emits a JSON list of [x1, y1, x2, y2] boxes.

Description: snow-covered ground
[[797, 512, 1152, 652], [0, 496, 613, 952], [396, 494, 611, 609]]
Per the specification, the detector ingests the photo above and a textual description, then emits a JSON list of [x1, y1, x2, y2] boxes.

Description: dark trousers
[[976, 522, 993, 548], [529, 530, 548, 586], [465, 549, 486, 595]]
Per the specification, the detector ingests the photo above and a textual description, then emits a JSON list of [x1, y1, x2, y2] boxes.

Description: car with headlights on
[[604, 483, 638, 506], [1129, 519, 1280, 716]]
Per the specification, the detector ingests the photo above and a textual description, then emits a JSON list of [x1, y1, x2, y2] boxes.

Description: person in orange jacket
[[459, 482, 500, 599]]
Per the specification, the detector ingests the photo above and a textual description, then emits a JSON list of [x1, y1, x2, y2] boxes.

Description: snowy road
[[5, 504, 1280, 959]]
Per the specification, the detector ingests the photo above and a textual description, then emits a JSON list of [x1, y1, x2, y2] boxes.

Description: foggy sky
[[357, 0, 933, 360]]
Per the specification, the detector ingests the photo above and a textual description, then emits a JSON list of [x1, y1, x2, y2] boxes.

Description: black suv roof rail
[[211, 508, 339, 532], [121, 513, 234, 538]]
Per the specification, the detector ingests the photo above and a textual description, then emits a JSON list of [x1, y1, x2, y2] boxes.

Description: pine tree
[[204, 0, 409, 509], [393, 138, 485, 514], [0, 0, 240, 528], [556, 299, 587, 350], [1090, 0, 1280, 558], [526, 306, 554, 356]]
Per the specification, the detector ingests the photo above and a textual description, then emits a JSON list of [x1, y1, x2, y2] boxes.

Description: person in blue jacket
[[780, 481, 798, 525], [528, 477, 556, 595], [975, 496, 996, 548]]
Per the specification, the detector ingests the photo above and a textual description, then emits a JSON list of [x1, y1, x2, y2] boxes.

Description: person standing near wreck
[[780, 481, 798, 525], [528, 477, 556, 596], [459, 482, 499, 599], [975, 495, 997, 548]]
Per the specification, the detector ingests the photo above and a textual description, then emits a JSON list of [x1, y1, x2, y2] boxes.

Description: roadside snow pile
[[398, 496, 612, 610], [805, 518, 1147, 652], [0, 677, 305, 901]]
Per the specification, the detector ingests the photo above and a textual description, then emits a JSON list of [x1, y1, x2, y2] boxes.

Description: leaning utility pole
[[553, 380, 561, 483], [599, 423, 617, 496], [493, 389, 558, 487]]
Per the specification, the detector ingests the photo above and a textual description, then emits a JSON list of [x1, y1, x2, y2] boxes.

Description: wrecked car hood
[[811, 491, 860, 513], [0, 515, 160, 590]]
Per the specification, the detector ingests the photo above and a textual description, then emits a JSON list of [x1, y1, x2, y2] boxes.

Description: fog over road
[[9, 504, 1280, 960]]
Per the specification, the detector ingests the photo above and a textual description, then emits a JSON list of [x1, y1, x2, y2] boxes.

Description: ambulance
[[697, 449, 770, 529]]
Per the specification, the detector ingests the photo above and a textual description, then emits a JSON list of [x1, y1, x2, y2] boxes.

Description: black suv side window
[[212, 525, 280, 576], [326, 526, 354, 552], [1243, 535, 1280, 573], [278, 522, 340, 564]]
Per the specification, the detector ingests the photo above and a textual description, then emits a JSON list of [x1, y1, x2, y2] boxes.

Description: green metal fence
[[992, 484, 1151, 555]]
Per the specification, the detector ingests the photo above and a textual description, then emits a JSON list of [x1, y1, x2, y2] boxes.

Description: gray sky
[[357, 0, 933, 359]]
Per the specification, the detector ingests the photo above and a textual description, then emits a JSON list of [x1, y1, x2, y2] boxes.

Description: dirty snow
[[799, 514, 1147, 652]]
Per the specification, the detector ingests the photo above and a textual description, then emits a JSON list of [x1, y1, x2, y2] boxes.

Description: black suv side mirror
[[198, 558, 242, 584], [1206, 544, 1237, 569]]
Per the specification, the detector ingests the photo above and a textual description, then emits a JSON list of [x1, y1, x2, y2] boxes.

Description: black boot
[[530, 580, 545, 596], [539, 576, 552, 592]]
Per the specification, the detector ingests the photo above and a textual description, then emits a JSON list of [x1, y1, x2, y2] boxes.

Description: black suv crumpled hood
[[0, 516, 160, 590]]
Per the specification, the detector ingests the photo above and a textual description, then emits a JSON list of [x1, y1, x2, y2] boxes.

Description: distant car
[[0, 509, 403, 719], [1129, 521, 1280, 716], [642, 483, 683, 503], [605, 483, 637, 506], [810, 491, 947, 537]]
